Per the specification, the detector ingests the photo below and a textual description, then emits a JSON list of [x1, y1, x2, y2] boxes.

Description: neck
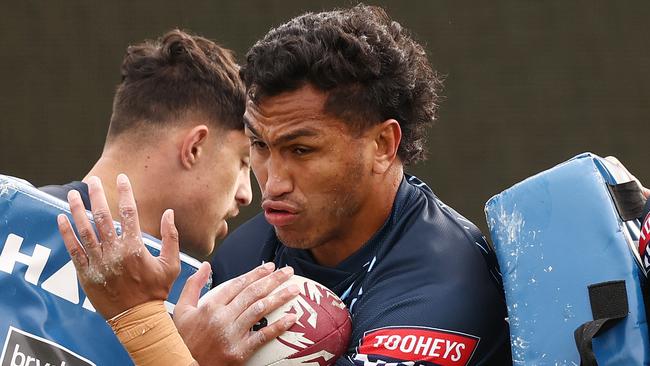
[[310, 166, 404, 267], [84, 146, 165, 239]]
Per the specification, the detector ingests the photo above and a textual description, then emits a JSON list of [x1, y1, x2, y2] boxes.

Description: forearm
[[107, 301, 196, 366]]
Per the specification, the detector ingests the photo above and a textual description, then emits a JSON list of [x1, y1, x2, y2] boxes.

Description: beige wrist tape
[[107, 301, 196, 366]]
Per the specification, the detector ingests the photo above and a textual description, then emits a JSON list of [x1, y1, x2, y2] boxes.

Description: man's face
[[244, 84, 376, 252], [178, 129, 252, 257]]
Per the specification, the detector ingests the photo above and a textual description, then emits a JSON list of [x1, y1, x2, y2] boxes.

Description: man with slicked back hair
[[56, 30, 302, 366], [43, 29, 253, 258]]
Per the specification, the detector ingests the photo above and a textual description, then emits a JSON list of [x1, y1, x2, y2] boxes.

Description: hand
[[57, 174, 180, 319], [174, 262, 299, 366], [605, 156, 650, 198]]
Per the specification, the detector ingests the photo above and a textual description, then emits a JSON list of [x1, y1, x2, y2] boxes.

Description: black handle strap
[[574, 280, 629, 366], [608, 181, 647, 221]]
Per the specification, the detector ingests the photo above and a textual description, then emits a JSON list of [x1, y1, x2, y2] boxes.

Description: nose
[[235, 169, 253, 206], [263, 155, 293, 199]]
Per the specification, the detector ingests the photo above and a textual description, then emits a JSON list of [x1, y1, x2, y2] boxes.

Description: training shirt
[[212, 175, 512, 365], [40, 181, 90, 210]]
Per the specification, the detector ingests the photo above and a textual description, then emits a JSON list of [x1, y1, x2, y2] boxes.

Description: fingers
[[159, 209, 180, 274], [57, 214, 88, 271], [116, 174, 142, 239], [605, 156, 633, 177], [67, 189, 101, 262], [605, 156, 641, 183], [177, 262, 212, 308], [236, 283, 300, 331], [214, 262, 276, 305], [87, 176, 117, 247], [246, 313, 297, 350], [605, 156, 648, 198], [227, 266, 294, 315]]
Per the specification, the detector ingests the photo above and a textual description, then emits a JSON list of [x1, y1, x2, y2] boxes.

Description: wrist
[[108, 301, 195, 366]]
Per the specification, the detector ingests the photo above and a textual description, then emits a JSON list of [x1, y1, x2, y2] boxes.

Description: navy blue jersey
[[212, 175, 511, 365], [40, 181, 90, 210]]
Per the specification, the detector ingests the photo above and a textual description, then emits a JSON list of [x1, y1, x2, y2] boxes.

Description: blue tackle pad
[[485, 153, 649, 365], [0, 175, 207, 365]]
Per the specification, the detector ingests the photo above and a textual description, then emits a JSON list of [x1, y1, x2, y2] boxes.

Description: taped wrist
[[107, 301, 195, 366]]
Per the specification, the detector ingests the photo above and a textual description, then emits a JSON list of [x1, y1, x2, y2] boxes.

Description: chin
[[275, 229, 318, 250], [216, 220, 229, 239]]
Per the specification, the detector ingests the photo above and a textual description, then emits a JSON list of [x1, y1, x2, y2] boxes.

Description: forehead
[[220, 129, 250, 151], [244, 85, 349, 136]]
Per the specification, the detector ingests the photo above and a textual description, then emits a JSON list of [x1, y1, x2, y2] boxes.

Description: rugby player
[[209, 5, 511, 365], [43, 29, 252, 259], [53, 29, 301, 365]]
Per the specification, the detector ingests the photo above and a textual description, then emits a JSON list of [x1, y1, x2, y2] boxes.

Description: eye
[[292, 146, 311, 156], [250, 138, 268, 150]]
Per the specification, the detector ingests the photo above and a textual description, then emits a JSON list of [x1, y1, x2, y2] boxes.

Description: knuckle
[[68, 246, 83, 259], [255, 329, 268, 345], [247, 284, 266, 299], [224, 350, 243, 364], [68, 249, 87, 268], [233, 296, 249, 311], [93, 208, 111, 225], [282, 287, 298, 300], [253, 299, 266, 315], [78, 228, 95, 247], [256, 266, 268, 275], [119, 204, 137, 220], [230, 276, 247, 290], [167, 225, 179, 242], [271, 269, 289, 283]]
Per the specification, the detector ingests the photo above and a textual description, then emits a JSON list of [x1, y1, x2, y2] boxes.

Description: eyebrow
[[243, 116, 260, 137], [244, 117, 320, 146]]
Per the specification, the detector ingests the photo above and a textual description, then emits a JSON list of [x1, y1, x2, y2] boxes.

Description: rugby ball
[[247, 275, 352, 366]]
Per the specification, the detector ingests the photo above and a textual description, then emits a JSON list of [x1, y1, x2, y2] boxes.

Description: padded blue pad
[[485, 153, 649, 365], [0, 175, 207, 365]]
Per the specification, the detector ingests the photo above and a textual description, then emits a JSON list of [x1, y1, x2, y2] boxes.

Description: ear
[[180, 125, 210, 169], [371, 119, 402, 174]]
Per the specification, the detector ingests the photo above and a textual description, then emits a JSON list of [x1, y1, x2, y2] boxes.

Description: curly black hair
[[241, 4, 443, 165], [108, 29, 245, 140]]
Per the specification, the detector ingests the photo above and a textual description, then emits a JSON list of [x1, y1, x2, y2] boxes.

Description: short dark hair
[[241, 5, 442, 165], [108, 29, 245, 140]]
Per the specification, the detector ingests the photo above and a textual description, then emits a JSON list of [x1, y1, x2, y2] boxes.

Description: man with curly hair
[[209, 5, 512, 365]]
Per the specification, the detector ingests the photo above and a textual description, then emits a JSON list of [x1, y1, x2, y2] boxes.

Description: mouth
[[226, 209, 240, 219], [262, 201, 300, 227]]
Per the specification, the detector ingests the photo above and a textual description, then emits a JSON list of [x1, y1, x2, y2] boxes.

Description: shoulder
[[210, 213, 273, 286], [39, 181, 90, 209], [392, 177, 498, 276], [345, 177, 510, 363]]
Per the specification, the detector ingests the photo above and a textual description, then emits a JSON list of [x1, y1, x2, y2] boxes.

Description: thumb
[[177, 261, 212, 308], [159, 209, 180, 268]]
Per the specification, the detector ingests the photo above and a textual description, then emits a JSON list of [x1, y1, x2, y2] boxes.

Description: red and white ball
[[247, 275, 352, 366]]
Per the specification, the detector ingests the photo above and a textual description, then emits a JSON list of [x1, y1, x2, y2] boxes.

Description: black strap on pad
[[574, 280, 629, 366], [608, 181, 647, 221]]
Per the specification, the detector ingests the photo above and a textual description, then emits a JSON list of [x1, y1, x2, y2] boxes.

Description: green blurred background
[[1, 1, 648, 252]]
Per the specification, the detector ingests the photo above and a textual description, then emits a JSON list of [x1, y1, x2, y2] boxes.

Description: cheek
[[303, 158, 364, 208], [250, 161, 268, 191]]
